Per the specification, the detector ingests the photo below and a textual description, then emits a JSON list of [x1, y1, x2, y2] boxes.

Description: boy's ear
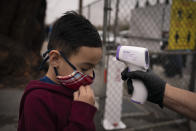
[[48, 50, 61, 67]]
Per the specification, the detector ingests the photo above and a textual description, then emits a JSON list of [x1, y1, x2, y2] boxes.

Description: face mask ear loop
[[39, 56, 49, 70], [43, 49, 52, 57], [92, 70, 95, 79], [54, 67, 59, 76], [39, 49, 53, 70], [59, 51, 77, 70]]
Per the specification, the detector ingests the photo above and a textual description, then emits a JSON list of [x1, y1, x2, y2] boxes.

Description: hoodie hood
[[19, 80, 74, 119]]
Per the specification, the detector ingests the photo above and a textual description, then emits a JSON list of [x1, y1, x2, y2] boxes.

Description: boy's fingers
[[79, 86, 86, 96], [85, 86, 95, 105], [73, 91, 79, 100], [86, 86, 94, 96], [85, 85, 91, 92], [76, 85, 95, 106]]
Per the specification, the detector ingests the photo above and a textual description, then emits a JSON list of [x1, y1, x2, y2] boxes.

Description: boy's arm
[[64, 101, 97, 131], [164, 84, 196, 121], [63, 85, 97, 131]]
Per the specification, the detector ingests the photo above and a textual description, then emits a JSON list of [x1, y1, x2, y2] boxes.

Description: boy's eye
[[81, 68, 89, 72]]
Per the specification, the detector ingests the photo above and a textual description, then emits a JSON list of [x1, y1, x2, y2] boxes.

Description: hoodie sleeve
[[63, 101, 97, 131], [22, 93, 97, 131]]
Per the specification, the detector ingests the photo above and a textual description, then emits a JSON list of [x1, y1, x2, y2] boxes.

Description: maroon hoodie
[[17, 80, 97, 131]]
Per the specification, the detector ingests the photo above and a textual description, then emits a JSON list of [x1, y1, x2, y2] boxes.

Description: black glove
[[121, 68, 166, 108]]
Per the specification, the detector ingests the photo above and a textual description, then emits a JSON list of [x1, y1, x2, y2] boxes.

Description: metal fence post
[[113, 0, 120, 45], [99, 0, 109, 123]]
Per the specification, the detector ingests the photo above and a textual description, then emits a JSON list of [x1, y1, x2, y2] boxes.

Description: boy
[[18, 11, 102, 131]]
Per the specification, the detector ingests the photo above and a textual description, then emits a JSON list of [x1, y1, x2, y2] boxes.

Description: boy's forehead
[[74, 46, 102, 64]]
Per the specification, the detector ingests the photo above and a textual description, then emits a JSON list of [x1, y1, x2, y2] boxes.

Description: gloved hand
[[121, 68, 166, 108]]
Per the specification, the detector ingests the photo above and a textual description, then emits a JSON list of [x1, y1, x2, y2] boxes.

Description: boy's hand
[[73, 85, 95, 106]]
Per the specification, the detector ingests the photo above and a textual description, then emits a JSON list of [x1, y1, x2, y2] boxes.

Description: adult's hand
[[121, 68, 166, 108]]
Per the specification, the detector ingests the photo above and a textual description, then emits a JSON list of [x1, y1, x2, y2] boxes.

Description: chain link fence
[[83, 0, 196, 130], [83, 0, 104, 28], [107, 0, 196, 90]]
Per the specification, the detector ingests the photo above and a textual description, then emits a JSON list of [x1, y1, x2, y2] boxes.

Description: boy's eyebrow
[[79, 63, 95, 68]]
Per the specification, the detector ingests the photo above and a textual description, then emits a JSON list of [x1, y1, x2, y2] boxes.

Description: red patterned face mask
[[55, 70, 95, 90], [54, 51, 95, 90]]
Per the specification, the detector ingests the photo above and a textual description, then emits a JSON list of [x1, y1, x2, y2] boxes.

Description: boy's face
[[49, 46, 102, 77]]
